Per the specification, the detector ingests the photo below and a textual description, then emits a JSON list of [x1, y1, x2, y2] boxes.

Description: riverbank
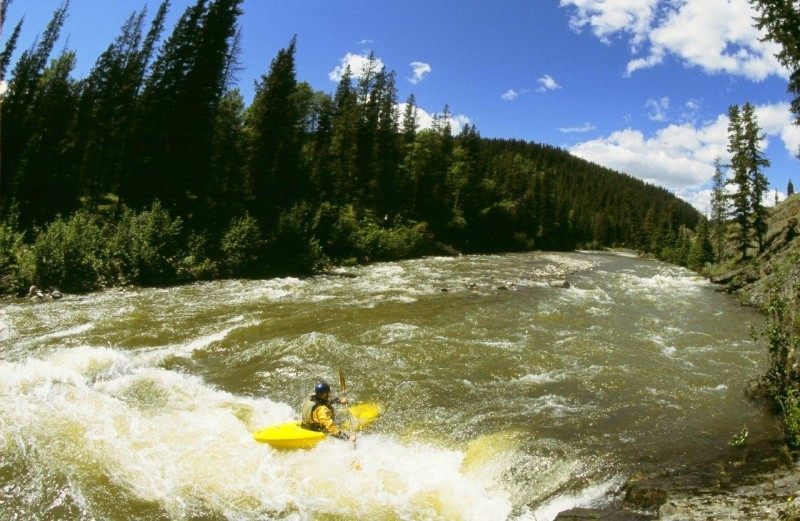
[[556, 196, 800, 520]]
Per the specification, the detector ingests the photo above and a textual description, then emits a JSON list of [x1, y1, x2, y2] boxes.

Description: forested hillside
[[0, 0, 700, 293]]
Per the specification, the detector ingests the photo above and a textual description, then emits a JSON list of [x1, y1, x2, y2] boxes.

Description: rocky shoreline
[[555, 440, 800, 520]]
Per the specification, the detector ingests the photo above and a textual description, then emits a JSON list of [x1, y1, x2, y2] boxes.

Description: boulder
[[550, 279, 571, 289]]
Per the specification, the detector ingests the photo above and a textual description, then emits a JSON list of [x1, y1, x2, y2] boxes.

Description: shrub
[[352, 218, 428, 262], [108, 202, 183, 285], [29, 210, 107, 292], [178, 231, 219, 281], [268, 204, 324, 275], [0, 208, 27, 293], [221, 213, 264, 276]]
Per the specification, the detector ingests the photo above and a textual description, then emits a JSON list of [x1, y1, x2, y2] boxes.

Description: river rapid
[[0, 252, 779, 520]]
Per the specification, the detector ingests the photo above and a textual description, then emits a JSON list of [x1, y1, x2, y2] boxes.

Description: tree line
[[0, 0, 700, 294]]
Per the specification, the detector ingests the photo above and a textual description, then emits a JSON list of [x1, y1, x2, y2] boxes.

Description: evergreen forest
[[0, 0, 701, 294]]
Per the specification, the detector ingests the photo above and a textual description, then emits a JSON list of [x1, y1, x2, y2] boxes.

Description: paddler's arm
[[313, 405, 355, 442]]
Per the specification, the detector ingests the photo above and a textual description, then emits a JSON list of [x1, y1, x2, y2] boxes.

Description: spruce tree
[[789, 179, 796, 197], [726, 104, 753, 259], [0, 2, 68, 216], [246, 35, 304, 229], [688, 217, 714, 270], [742, 102, 771, 253], [710, 157, 728, 261]]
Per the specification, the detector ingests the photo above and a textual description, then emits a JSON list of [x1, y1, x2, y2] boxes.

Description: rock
[[623, 484, 669, 511], [554, 508, 655, 520], [550, 279, 571, 288]]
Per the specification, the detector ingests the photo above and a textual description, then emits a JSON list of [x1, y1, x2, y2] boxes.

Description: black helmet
[[314, 381, 331, 396]]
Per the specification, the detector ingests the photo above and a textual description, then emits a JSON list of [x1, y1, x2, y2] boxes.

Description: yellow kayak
[[253, 402, 381, 449]]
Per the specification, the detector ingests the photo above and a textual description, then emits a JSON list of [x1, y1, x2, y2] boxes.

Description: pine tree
[[789, 179, 796, 197], [15, 50, 80, 225], [0, 2, 68, 216], [246, 35, 304, 228], [126, 0, 243, 217], [688, 217, 714, 270], [710, 157, 728, 261], [76, 3, 168, 211], [726, 104, 753, 259], [742, 102, 771, 253]]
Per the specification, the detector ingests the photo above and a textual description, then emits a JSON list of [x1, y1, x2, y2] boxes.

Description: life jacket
[[301, 395, 331, 431]]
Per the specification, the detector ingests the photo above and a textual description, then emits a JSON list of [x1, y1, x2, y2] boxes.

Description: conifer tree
[[0, 2, 68, 216], [246, 35, 304, 228], [76, 3, 168, 211], [742, 102, 771, 253], [726, 104, 753, 259], [15, 50, 80, 225], [688, 217, 714, 270], [127, 0, 242, 217], [789, 179, 795, 197], [710, 157, 728, 261]]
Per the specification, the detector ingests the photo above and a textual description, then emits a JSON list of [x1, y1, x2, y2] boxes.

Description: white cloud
[[408, 61, 432, 84], [329, 53, 386, 82], [559, 122, 597, 133], [645, 96, 669, 122], [567, 102, 797, 210], [502, 89, 520, 101], [561, 0, 788, 81], [537, 74, 561, 92]]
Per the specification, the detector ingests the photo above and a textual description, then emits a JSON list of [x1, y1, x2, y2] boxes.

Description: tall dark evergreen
[[246, 35, 304, 228], [76, 3, 168, 211], [742, 102, 771, 253], [16, 50, 80, 225], [789, 179, 796, 197], [126, 0, 242, 219], [710, 157, 728, 261], [0, 2, 68, 219], [726, 104, 753, 259], [0, 1, 22, 81], [329, 64, 359, 205]]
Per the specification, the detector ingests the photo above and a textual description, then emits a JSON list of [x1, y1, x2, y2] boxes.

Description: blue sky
[[4, 0, 799, 212]]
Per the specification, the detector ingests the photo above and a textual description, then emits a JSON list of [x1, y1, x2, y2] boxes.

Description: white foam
[[0, 347, 514, 520]]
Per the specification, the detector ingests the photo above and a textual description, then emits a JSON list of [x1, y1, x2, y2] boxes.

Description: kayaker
[[301, 381, 356, 442]]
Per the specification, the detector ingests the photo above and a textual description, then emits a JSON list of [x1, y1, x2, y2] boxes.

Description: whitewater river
[[0, 252, 780, 520]]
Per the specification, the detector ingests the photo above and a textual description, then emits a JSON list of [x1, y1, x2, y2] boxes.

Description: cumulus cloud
[[537, 74, 562, 92], [407, 61, 432, 84], [560, 0, 787, 81], [567, 102, 798, 210], [502, 89, 521, 101], [559, 122, 597, 133], [329, 53, 386, 82]]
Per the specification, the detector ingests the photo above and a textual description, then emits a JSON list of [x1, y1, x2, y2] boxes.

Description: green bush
[[268, 204, 324, 275], [30, 210, 107, 292], [352, 218, 428, 262], [0, 208, 27, 293], [108, 202, 183, 285], [178, 231, 219, 281], [221, 213, 264, 276]]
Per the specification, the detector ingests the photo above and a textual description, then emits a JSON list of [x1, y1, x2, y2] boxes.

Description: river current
[[0, 252, 778, 520]]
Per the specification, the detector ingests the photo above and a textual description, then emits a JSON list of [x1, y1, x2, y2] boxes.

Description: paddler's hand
[[348, 434, 357, 443], [337, 396, 349, 405]]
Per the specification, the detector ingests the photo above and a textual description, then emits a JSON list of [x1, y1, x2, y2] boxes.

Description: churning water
[[0, 252, 777, 520]]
